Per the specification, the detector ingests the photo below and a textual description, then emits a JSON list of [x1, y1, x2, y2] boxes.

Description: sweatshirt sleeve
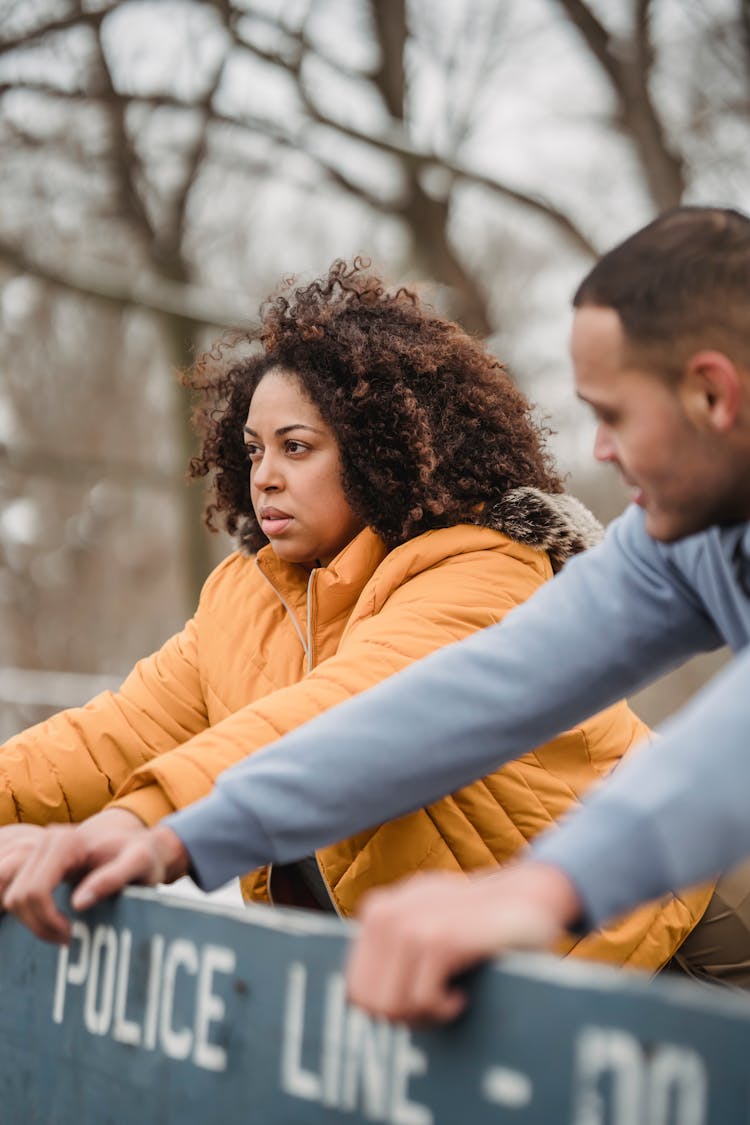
[[167, 508, 724, 891], [110, 539, 546, 823], [532, 643, 750, 927]]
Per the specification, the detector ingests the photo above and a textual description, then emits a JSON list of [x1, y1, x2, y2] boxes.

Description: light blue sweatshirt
[[166, 506, 750, 929]]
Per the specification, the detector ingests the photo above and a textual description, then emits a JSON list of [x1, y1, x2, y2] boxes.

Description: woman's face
[[244, 368, 365, 568]]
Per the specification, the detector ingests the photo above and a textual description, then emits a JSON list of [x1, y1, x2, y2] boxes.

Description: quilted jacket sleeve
[[0, 611, 209, 826], [111, 544, 541, 823]]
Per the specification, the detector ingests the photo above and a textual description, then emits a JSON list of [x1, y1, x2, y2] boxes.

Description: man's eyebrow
[[243, 424, 323, 437]]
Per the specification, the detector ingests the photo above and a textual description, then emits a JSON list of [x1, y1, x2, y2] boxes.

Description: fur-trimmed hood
[[481, 487, 603, 573]]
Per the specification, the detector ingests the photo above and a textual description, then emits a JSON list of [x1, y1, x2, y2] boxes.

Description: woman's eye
[[285, 440, 308, 455], [245, 444, 262, 460]]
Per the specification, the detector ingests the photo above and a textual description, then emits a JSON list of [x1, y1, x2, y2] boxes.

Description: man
[[4, 207, 750, 1021]]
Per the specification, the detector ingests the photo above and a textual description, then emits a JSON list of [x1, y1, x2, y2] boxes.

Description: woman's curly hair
[[187, 258, 563, 552]]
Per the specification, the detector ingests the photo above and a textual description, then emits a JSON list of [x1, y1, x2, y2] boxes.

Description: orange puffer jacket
[[0, 491, 712, 969]]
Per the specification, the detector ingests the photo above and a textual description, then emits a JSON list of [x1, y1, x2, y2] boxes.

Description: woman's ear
[[680, 350, 742, 433]]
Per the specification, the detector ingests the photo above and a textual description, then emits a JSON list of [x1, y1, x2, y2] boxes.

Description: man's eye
[[594, 411, 616, 426]]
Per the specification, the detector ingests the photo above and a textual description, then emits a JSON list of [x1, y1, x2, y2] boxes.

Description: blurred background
[[0, 0, 748, 741]]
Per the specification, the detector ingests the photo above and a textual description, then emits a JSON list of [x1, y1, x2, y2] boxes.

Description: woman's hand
[[0, 808, 183, 944], [0, 824, 48, 896]]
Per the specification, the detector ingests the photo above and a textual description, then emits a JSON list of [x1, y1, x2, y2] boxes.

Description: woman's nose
[[252, 452, 282, 491]]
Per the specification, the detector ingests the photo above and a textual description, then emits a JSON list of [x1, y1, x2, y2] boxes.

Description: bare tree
[[0, 0, 747, 729]]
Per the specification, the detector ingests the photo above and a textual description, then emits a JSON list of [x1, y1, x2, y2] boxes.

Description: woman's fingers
[[0, 816, 190, 943], [1, 819, 148, 943], [2, 827, 84, 943], [0, 842, 40, 897], [0, 825, 46, 874]]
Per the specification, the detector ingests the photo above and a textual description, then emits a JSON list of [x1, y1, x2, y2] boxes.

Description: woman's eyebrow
[[243, 424, 323, 437]]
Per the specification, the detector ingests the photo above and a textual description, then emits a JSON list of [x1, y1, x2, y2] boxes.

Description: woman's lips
[[261, 513, 293, 535]]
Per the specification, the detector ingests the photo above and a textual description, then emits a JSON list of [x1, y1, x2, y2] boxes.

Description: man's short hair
[[573, 207, 750, 379]]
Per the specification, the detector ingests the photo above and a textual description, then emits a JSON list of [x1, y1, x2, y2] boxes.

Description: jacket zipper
[[256, 561, 339, 915], [303, 566, 339, 914], [305, 568, 316, 673], [253, 558, 309, 664]]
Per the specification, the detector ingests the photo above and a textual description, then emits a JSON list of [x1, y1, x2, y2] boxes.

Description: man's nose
[[593, 424, 616, 463]]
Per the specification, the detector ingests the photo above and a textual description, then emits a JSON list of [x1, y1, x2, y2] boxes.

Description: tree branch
[[551, 0, 616, 86], [0, 239, 254, 329], [0, 442, 178, 490], [371, 0, 407, 120], [1, 73, 598, 258], [551, 0, 685, 210], [92, 29, 157, 246], [0, 3, 118, 55]]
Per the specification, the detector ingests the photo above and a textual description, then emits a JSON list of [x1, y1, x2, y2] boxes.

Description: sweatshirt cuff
[[164, 790, 275, 892], [108, 784, 176, 827], [531, 806, 673, 931]]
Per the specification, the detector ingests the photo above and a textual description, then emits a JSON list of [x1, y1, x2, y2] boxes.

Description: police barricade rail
[[2, 885, 750, 1124]]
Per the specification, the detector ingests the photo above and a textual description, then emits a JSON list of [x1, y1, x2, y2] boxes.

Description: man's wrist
[[86, 807, 147, 831], [152, 825, 191, 882], [522, 861, 584, 928], [483, 860, 584, 931]]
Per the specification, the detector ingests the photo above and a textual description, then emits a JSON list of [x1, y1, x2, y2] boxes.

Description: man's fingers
[[347, 868, 571, 1025], [347, 889, 433, 1021], [72, 844, 162, 911], [402, 943, 474, 1025]]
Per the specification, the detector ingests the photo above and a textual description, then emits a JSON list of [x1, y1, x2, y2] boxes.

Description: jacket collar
[[255, 527, 388, 632], [251, 487, 601, 584]]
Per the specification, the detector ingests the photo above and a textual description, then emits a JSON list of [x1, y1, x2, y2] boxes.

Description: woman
[[0, 260, 712, 962]]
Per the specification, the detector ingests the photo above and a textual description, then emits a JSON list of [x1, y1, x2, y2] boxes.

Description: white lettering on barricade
[[53, 919, 90, 1024], [160, 938, 198, 1061], [572, 1025, 708, 1125], [51, 920, 236, 1073], [84, 924, 118, 1035], [144, 934, 165, 1051], [648, 1045, 707, 1125], [481, 1065, 533, 1108], [280, 962, 432, 1124], [194, 944, 237, 1072], [113, 927, 141, 1046]]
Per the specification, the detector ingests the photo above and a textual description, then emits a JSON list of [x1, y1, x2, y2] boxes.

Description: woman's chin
[[268, 541, 317, 569]]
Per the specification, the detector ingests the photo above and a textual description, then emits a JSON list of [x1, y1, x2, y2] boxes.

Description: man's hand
[[71, 824, 189, 914], [0, 808, 187, 944], [346, 862, 582, 1024]]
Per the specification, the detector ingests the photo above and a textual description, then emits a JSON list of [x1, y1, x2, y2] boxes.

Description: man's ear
[[680, 350, 742, 433]]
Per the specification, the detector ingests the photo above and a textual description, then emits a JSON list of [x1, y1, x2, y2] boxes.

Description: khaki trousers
[[667, 857, 750, 990]]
